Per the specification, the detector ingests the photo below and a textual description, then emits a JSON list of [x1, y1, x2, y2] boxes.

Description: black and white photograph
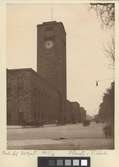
[[7, 2, 115, 150]]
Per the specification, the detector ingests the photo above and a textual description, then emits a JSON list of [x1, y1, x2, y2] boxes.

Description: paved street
[[7, 122, 114, 150]]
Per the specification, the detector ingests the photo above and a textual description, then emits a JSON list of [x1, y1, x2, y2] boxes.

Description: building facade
[[37, 21, 66, 99], [7, 21, 85, 125], [7, 68, 64, 125]]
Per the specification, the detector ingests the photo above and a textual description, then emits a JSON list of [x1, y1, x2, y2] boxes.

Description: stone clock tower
[[37, 21, 66, 98]]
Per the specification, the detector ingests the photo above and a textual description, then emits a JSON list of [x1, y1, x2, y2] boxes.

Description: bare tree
[[90, 3, 115, 67], [90, 3, 115, 28], [104, 37, 115, 68]]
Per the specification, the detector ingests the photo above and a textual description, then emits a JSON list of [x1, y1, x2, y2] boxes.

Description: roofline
[[7, 68, 63, 96], [7, 68, 35, 72], [37, 21, 57, 27], [37, 21, 66, 33]]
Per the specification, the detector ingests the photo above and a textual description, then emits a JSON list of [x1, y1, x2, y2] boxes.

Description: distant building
[[80, 107, 87, 122], [7, 21, 85, 125], [71, 102, 81, 123]]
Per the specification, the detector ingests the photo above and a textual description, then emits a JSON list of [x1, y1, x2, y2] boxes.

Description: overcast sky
[[7, 3, 114, 115]]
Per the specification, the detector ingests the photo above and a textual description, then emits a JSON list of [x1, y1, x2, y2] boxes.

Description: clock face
[[44, 40, 54, 49]]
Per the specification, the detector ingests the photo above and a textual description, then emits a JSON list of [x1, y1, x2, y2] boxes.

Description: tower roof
[[37, 21, 66, 33]]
